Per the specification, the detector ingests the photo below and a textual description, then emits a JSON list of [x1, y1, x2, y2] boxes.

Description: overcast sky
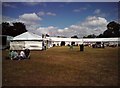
[[2, 2, 118, 37]]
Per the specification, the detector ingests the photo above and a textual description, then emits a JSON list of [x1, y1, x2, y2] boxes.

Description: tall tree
[[103, 21, 120, 37], [2, 22, 27, 37]]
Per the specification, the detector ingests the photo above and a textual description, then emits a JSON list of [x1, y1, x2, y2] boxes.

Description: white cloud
[[34, 26, 58, 36], [46, 12, 56, 16], [3, 13, 42, 31], [37, 11, 45, 16], [18, 13, 43, 31], [37, 11, 56, 16], [64, 16, 108, 37], [19, 13, 42, 22], [82, 16, 107, 27], [58, 29, 64, 33]]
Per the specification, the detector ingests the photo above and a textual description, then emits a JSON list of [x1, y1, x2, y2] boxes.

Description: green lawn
[[2, 46, 119, 86]]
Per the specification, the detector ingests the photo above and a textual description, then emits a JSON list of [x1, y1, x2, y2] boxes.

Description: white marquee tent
[[10, 32, 43, 50]]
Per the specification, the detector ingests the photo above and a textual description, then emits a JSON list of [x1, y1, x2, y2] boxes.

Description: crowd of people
[[9, 48, 30, 60]]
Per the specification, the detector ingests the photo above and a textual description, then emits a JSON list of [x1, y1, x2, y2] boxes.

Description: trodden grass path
[[2, 46, 118, 86]]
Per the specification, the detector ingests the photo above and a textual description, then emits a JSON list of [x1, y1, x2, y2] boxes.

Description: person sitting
[[19, 50, 26, 60], [10, 50, 19, 60], [10, 50, 14, 60], [14, 50, 19, 60]]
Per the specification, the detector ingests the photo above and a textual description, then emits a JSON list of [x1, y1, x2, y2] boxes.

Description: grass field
[[2, 46, 119, 86]]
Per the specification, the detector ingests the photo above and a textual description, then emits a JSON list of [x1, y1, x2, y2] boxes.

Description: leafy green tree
[[103, 21, 120, 37], [2, 22, 27, 37]]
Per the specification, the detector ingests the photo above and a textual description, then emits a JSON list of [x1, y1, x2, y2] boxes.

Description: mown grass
[[2, 46, 119, 86]]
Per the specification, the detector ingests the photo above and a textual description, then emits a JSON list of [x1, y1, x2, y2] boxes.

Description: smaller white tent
[[10, 32, 43, 50]]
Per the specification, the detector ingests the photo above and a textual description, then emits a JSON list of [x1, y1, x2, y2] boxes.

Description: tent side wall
[[10, 41, 25, 50], [25, 41, 43, 50], [10, 40, 43, 50]]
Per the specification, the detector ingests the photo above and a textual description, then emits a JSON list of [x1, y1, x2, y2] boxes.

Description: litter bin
[[80, 44, 84, 51]]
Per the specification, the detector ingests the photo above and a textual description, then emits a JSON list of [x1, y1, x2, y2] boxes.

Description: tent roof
[[12, 32, 42, 40]]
